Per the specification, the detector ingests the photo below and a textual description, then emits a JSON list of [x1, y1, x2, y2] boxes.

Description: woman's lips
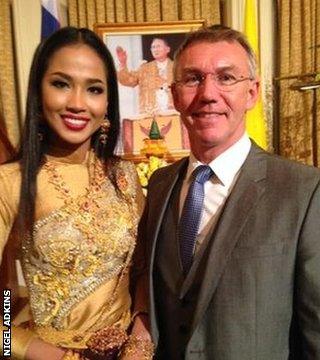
[[61, 115, 89, 131]]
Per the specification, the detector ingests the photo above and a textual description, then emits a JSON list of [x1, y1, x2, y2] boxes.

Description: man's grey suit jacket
[[140, 143, 320, 359]]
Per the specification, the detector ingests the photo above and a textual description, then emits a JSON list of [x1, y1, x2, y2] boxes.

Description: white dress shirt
[[156, 58, 168, 79], [179, 133, 252, 253], [155, 59, 169, 111]]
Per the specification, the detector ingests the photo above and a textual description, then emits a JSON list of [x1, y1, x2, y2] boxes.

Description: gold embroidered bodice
[[0, 152, 144, 353], [23, 157, 139, 330]]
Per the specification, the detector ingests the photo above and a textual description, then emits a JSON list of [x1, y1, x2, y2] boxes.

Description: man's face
[[151, 39, 170, 61], [172, 41, 259, 160]]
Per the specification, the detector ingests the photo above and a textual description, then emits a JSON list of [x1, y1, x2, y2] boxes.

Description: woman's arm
[[25, 338, 66, 360], [120, 168, 153, 359], [0, 166, 67, 360]]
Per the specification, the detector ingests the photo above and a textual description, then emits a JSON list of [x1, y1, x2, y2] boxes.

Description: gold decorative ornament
[[83, 326, 128, 358], [99, 119, 110, 145], [120, 335, 154, 360], [61, 350, 81, 360], [21, 153, 139, 337]]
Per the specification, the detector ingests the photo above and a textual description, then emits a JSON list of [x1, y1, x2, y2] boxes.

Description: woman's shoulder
[[116, 158, 137, 172], [112, 158, 138, 183], [0, 161, 21, 180], [0, 162, 21, 226], [106, 157, 135, 173], [0, 161, 21, 194], [107, 158, 139, 195]]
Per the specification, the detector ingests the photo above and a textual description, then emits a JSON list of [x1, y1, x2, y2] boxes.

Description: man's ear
[[246, 77, 260, 111]]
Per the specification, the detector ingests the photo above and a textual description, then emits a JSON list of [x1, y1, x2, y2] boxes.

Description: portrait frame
[[94, 20, 205, 162]]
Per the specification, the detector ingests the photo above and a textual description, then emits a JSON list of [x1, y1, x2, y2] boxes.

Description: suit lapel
[[190, 144, 267, 334], [147, 158, 188, 266], [148, 158, 188, 343]]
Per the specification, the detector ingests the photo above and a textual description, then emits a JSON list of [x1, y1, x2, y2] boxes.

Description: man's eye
[[88, 86, 105, 94], [184, 74, 201, 84], [217, 73, 237, 84], [51, 80, 68, 89]]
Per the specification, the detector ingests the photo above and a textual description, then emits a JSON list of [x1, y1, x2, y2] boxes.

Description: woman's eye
[[88, 86, 105, 94], [51, 80, 68, 89]]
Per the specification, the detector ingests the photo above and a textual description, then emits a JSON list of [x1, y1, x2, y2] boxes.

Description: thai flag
[[41, 0, 60, 39]]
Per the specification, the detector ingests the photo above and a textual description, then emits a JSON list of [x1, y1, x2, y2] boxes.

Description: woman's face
[[41, 43, 108, 152]]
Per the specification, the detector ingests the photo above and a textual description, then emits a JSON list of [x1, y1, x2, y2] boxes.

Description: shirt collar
[[156, 59, 168, 69], [187, 133, 251, 187]]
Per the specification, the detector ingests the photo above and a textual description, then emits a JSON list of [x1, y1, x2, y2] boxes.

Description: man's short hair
[[173, 25, 257, 79], [152, 37, 170, 48]]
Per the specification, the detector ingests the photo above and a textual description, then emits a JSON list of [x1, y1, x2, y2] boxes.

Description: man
[[116, 38, 174, 114], [138, 26, 320, 359]]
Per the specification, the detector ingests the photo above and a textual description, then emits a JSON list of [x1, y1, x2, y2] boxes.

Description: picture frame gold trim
[[94, 20, 205, 163], [94, 20, 205, 38]]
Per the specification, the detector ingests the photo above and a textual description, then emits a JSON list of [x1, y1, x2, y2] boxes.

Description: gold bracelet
[[120, 335, 154, 360], [61, 350, 82, 360], [85, 326, 128, 356]]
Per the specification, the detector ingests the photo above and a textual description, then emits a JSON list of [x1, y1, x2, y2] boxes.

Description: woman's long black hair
[[19, 26, 120, 233]]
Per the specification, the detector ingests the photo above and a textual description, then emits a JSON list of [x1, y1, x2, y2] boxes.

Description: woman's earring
[[38, 131, 44, 142], [38, 123, 46, 142], [99, 119, 110, 145]]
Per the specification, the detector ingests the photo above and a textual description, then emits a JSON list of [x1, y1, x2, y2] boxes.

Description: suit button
[[179, 324, 188, 334]]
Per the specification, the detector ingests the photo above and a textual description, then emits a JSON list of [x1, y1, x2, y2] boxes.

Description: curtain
[[0, 0, 21, 149], [68, 0, 220, 28], [277, 0, 320, 166]]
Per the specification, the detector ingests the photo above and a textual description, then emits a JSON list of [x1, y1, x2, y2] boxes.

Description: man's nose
[[67, 89, 86, 112], [198, 75, 220, 102]]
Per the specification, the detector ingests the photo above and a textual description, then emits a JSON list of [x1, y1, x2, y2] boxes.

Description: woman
[[0, 113, 16, 164], [0, 27, 152, 359]]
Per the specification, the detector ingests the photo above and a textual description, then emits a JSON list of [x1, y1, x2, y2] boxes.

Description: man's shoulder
[[140, 60, 157, 70], [149, 157, 187, 184], [141, 58, 173, 70], [251, 145, 320, 187], [265, 150, 320, 176]]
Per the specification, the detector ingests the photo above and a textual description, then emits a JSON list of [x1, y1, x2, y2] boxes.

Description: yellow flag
[[244, 0, 268, 149]]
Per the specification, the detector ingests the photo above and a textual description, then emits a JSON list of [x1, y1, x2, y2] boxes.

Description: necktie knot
[[193, 165, 213, 185]]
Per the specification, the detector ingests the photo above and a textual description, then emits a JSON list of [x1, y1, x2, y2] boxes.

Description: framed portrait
[[94, 20, 205, 162]]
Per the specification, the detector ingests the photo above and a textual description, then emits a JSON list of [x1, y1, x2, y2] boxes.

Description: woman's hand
[[119, 314, 153, 359], [130, 313, 151, 341], [25, 337, 66, 360]]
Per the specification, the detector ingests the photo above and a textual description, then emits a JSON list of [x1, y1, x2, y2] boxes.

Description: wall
[[224, 0, 276, 149], [12, 0, 67, 117], [11, 0, 275, 147]]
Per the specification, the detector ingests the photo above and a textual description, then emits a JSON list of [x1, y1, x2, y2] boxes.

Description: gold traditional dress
[[0, 150, 144, 359]]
